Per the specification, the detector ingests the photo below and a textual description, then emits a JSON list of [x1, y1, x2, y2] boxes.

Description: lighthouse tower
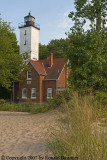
[[19, 12, 40, 60]]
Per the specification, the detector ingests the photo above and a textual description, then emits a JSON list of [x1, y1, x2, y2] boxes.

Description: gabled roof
[[29, 57, 65, 80], [29, 59, 46, 75]]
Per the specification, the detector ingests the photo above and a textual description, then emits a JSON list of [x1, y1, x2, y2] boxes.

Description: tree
[[69, 0, 107, 31], [65, 0, 107, 94], [39, 43, 49, 59], [47, 38, 68, 58], [0, 85, 11, 99], [66, 29, 107, 92], [39, 39, 69, 59], [0, 17, 28, 89]]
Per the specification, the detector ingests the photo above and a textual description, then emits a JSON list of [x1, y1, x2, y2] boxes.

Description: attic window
[[27, 71, 32, 80]]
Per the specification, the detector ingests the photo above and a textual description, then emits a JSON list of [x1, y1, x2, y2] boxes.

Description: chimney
[[48, 53, 53, 67]]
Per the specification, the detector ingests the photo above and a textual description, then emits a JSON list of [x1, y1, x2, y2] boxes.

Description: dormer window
[[27, 71, 32, 80]]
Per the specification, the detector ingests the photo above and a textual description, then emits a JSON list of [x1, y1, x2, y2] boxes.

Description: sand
[[0, 111, 56, 158]]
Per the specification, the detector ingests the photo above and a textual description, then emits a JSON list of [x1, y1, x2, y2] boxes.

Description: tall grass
[[48, 92, 107, 160]]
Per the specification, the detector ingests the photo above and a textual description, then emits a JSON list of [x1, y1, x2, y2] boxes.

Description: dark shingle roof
[[29, 57, 65, 80]]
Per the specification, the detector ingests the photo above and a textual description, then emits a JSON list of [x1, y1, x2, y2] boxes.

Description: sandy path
[[0, 111, 56, 157]]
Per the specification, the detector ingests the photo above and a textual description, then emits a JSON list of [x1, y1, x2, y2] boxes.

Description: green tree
[[65, 0, 107, 94], [47, 38, 68, 58], [39, 39, 68, 59], [39, 43, 48, 59], [0, 17, 28, 89], [66, 29, 107, 92], [69, 0, 107, 31], [0, 85, 11, 99]]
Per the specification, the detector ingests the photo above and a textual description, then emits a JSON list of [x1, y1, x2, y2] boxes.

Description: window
[[31, 88, 36, 98], [22, 88, 27, 99], [27, 71, 32, 80], [47, 88, 52, 98], [24, 30, 26, 35], [24, 40, 26, 45]]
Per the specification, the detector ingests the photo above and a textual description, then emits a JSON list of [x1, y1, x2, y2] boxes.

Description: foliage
[[39, 38, 68, 59], [69, 0, 107, 31], [47, 38, 68, 58], [49, 89, 73, 108], [39, 43, 49, 59], [30, 103, 52, 114], [48, 93, 107, 159], [0, 89, 72, 113], [0, 98, 6, 104], [66, 29, 107, 94], [0, 102, 30, 112], [65, 0, 107, 98], [95, 90, 107, 106], [0, 100, 52, 114], [0, 85, 11, 99], [0, 17, 29, 89]]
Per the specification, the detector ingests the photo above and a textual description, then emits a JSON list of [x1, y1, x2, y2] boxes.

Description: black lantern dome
[[24, 12, 35, 27], [18, 12, 40, 30]]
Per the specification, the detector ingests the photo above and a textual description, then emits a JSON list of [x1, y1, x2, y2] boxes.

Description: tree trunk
[[96, 0, 101, 31], [96, 10, 101, 31]]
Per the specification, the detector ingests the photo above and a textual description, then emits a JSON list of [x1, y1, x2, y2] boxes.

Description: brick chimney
[[48, 53, 53, 67]]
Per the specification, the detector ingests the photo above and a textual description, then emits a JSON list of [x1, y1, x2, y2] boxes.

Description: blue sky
[[1, 0, 75, 45]]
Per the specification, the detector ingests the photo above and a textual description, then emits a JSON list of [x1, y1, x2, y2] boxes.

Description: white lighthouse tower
[[19, 12, 40, 60]]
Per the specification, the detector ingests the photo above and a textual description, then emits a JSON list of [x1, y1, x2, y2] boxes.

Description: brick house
[[14, 13, 70, 103], [14, 53, 70, 103]]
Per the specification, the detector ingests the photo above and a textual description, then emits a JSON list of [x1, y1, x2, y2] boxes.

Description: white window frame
[[31, 88, 36, 99], [27, 71, 32, 80], [47, 88, 52, 99], [22, 88, 27, 99]]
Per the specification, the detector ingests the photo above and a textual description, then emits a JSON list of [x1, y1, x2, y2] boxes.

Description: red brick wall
[[39, 75, 44, 102], [57, 68, 66, 88], [43, 80, 56, 101], [57, 67, 71, 88], [14, 82, 19, 103], [14, 63, 71, 103], [17, 63, 44, 103]]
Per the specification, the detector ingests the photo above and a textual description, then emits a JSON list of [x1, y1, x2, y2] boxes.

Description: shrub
[[0, 102, 30, 112], [30, 103, 51, 114], [0, 99, 6, 104], [0, 101, 51, 113], [49, 89, 73, 109]]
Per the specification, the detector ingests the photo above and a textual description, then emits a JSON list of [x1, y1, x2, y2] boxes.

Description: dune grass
[[48, 92, 107, 160]]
